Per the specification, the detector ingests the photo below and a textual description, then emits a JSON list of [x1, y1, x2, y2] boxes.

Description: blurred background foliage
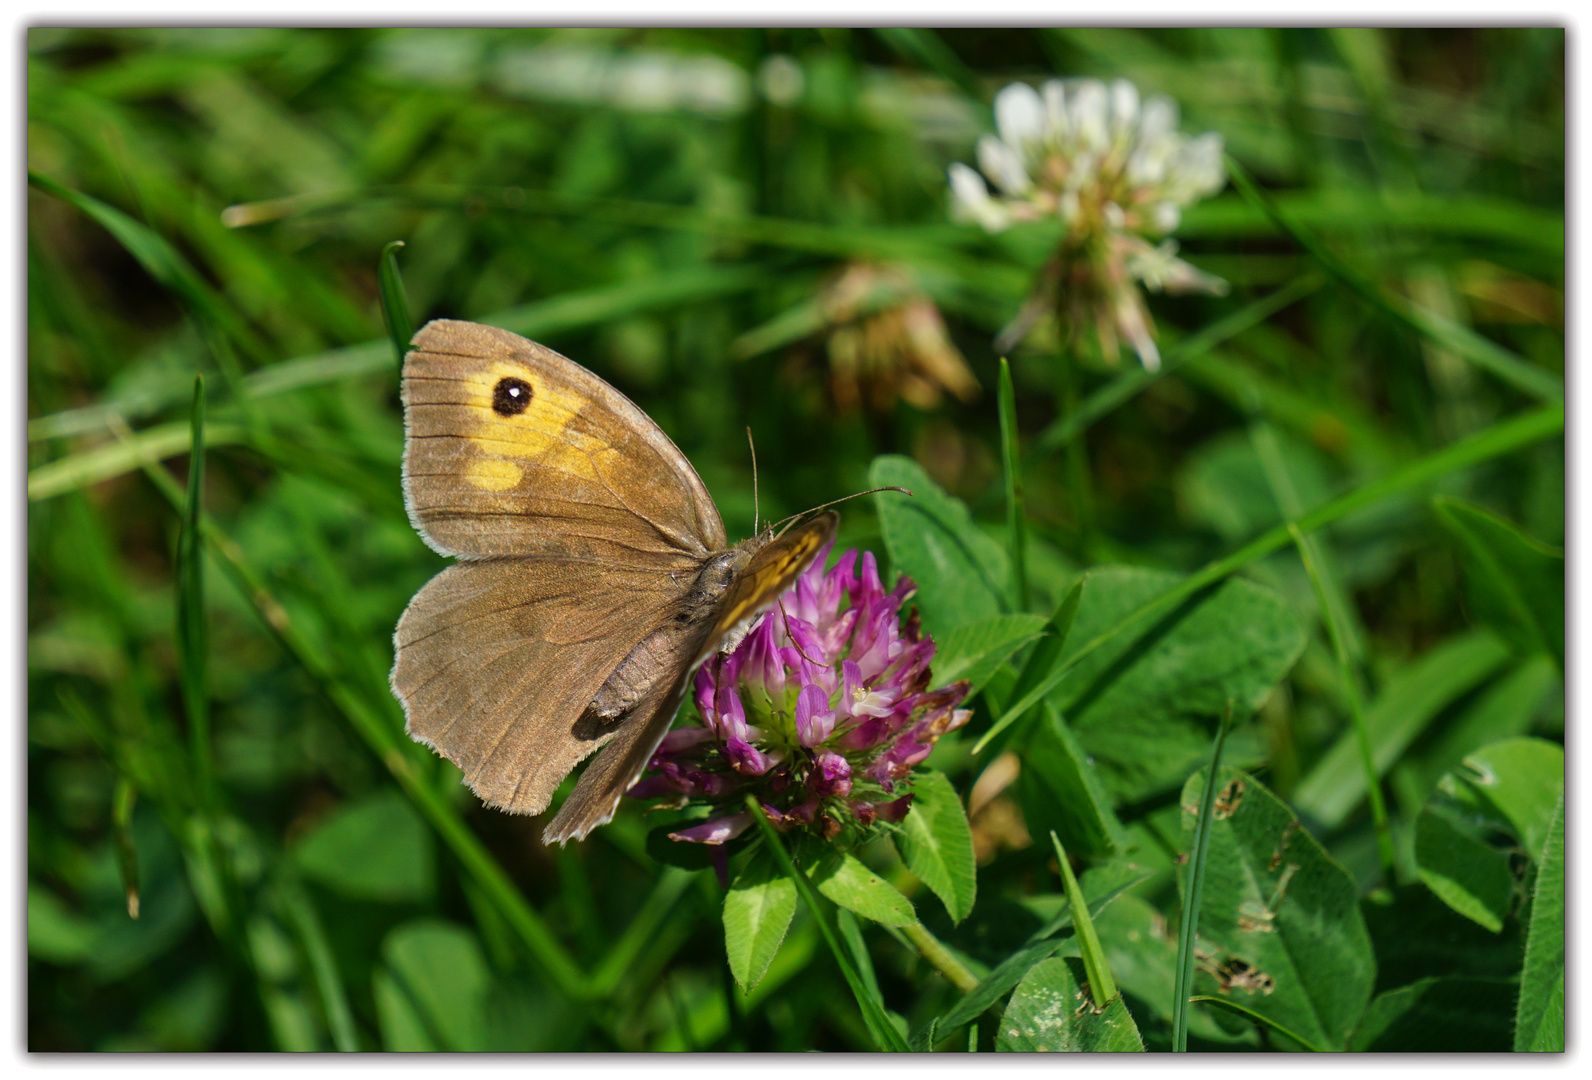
[[28, 27, 1562, 1051]]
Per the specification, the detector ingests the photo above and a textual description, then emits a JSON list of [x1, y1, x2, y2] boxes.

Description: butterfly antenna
[[746, 426, 760, 535], [770, 486, 914, 540], [777, 598, 824, 666]]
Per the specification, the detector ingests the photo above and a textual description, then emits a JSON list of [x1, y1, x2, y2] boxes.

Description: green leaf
[[1460, 737, 1564, 859], [972, 578, 1084, 756], [1178, 767, 1376, 1051], [1350, 977, 1517, 1051], [1053, 567, 1306, 802], [1294, 631, 1514, 827], [803, 846, 917, 928], [294, 789, 435, 903], [276, 880, 358, 1052], [894, 769, 976, 923], [930, 613, 1047, 695], [1189, 995, 1324, 1051], [927, 861, 1150, 1039], [27, 883, 98, 964], [1413, 737, 1563, 930], [869, 455, 1009, 633], [376, 919, 489, 1052], [1515, 793, 1565, 1051], [996, 957, 1144, 1051], [722, 846, 797, 994], [1181, 428, 1337, 545], [372, 968, 434, 1052], [1434, 496, 1564, 666], [1015, 704, 1125, 859], [1413, 796, 1514, 932], [1415, 654, 1561, 791]]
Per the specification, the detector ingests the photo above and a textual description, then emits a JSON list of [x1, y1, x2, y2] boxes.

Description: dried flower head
[[735, 263, 979, 413], [629, 542, 971, 846], [948, 77, 1228, 370], [820, 264, 980, 412]]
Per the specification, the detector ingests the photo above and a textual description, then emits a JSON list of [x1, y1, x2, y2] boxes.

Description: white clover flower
[[947, 76, 1229, 370]]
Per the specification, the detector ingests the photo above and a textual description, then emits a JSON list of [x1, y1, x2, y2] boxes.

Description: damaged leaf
[[1179, 767, 1374, 1050]]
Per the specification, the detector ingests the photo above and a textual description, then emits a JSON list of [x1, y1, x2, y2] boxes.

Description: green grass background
[[27, 27, 1563, 1051]]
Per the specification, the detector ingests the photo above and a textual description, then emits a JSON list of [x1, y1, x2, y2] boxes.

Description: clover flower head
[[629, 542, 971, 846], [947, 77, 1229, 370]]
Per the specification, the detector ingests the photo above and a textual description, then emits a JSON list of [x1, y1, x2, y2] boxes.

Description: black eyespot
[[492, 376, 533, 416]]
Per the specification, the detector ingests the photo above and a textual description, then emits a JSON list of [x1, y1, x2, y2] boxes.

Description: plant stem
[[1291, 523, 1398, 884], [902, 921, 981, 994], [997, 357, 1029, 611], [746, 797, 911, 1051], [1057, 339, 1098, 551]]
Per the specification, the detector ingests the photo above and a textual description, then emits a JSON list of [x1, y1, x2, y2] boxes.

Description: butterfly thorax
[[587, 543, 758, 722]]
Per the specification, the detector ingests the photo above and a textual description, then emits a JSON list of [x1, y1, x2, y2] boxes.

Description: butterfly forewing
[[401, 319, 726, 562]]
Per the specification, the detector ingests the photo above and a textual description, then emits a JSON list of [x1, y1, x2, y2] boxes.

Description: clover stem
[[901, 921, 980, 994]]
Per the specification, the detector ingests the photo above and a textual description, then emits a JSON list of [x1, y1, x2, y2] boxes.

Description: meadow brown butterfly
[[390, 320, 837, 843]]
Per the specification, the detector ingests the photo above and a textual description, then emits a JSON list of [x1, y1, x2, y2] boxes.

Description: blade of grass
[[587, 867, 693, 998], [997, 358, 1028, 612], [277, 877, 360, 1052], [176, 375, 212, 809], [1032, 273, 1324, 457], [1224, 155, 1562, 402], [747, 797, 911, 1051], [1190, 995, 1323, 1051], [29, 262, 768, 446], [1287, 520, 1395, 885], [973, 402, 1563, 754], [112, 776, 140, 919], [1248, 410, 1388, 884], [27, 420, 246, 502], [872, 28, 987, 107], [223, 182, 972, 265], [378, 240, 414, 372], [1173, 705, 1235, 1052], [1049, 831, 1116, 1007], [1250, 414, 1364, 661], [28, 170, 272, 367], [116, 438, 590, 1002], [1250, 403, 1391, 880]]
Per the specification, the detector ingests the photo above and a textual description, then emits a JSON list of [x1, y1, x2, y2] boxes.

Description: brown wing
[[401, 319, 726, 563], [391, 556, 688, 816], [543, 512, 840, 844]]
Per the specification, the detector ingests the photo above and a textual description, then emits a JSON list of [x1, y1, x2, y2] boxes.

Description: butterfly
[[390, 320, 838, 843]]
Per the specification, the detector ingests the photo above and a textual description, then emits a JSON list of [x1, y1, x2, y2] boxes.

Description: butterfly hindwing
[[392, 556, 686, 815]]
